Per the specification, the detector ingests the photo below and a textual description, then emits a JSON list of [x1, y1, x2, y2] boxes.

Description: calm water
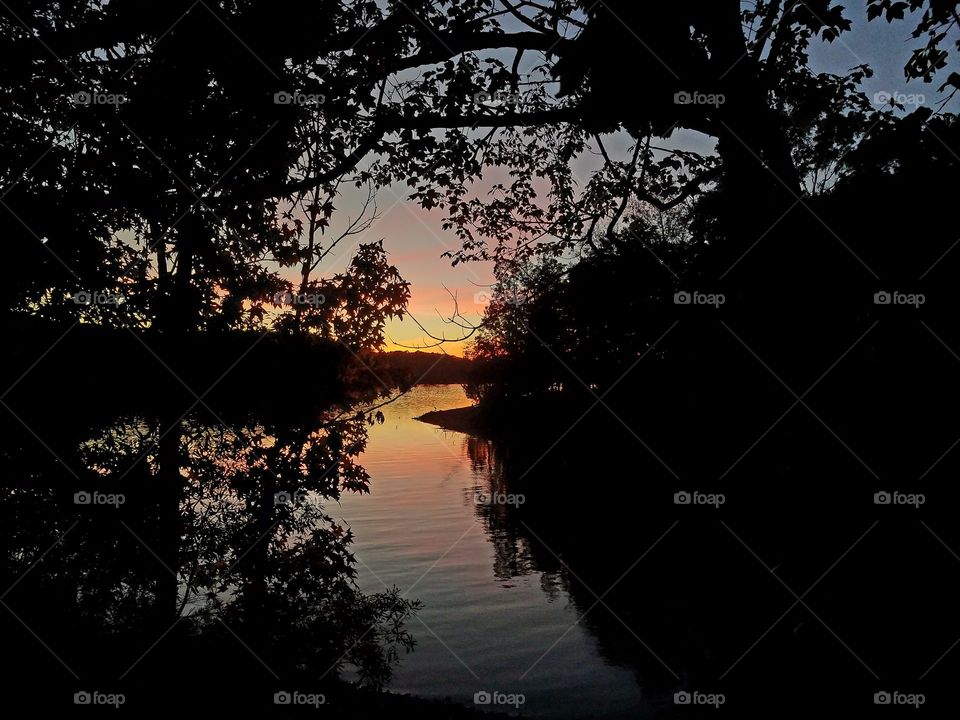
[[334, 385, 647, 718]]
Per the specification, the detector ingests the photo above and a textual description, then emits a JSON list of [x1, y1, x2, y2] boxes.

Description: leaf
[[938, 72, 960, 93]]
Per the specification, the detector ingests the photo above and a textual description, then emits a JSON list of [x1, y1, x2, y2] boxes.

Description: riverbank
[[415, 404, 486, 435]]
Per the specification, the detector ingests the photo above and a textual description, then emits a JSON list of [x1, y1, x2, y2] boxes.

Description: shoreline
[[414, 405, 486, 435]]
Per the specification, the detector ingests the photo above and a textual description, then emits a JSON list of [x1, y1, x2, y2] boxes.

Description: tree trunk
[[702, 0, 802, 217], [155, 411, 183, 629]]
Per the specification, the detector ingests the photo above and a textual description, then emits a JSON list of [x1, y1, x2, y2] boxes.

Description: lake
[[335, 385, 649, 718]]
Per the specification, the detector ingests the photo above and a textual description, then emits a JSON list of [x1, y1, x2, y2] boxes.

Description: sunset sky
[[302, 180, 494, 357], [304, 2, 958, 357]]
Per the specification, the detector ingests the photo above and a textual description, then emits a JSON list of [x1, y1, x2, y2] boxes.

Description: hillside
[[374, 351, 474, 385]]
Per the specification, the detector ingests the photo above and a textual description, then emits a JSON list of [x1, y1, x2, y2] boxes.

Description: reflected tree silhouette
[[0, 401, 421, 711]]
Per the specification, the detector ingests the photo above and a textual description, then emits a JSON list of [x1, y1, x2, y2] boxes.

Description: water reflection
[[3, 384, 689, 718], [462, 429, 677, 689], [338, 386, 651, 719], [464, 437, 541, 582], [454, 383, 960, 719], [0, 399, 419, 714]]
